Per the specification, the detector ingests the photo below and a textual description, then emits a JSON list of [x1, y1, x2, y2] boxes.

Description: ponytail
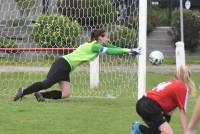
[[175, 65, 197, 96]]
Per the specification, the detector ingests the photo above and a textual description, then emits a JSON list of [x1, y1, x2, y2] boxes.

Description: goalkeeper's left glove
[[128, 47, 142, 56]]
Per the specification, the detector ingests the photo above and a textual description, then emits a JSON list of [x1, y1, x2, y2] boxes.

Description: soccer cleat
[[13, 88, 24, 101], [34, 92, 45, 102], [131, 122, 142, 134]]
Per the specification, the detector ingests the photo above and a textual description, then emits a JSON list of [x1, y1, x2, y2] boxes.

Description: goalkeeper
[[13, 29, 141, 102]]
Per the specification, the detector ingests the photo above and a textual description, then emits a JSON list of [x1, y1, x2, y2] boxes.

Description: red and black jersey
[[147, 80, 189, 113]]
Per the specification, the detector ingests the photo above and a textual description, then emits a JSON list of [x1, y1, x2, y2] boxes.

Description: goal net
[[0, 0, 139, 98]]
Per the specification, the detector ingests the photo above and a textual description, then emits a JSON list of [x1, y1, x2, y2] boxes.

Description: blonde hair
[[175, 65, 197, 96]]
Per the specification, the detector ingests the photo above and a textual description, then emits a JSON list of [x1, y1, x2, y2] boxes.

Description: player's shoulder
[[170, 80, 187, 90], [171, 80, 185, 85]]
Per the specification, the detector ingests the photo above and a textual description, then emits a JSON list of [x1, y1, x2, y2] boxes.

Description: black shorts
[[47, 57, 71, 82], [136, 96, 171, 131]]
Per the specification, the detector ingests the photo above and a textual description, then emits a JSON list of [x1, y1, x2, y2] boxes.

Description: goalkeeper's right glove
[[128, 47, 142, 56]]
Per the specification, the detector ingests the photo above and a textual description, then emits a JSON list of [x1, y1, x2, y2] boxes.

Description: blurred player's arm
[[188, 96, 200, 132], [180, 109, 187, 134], [175, 85, 189, 133]]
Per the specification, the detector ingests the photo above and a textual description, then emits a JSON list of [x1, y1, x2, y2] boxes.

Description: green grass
[[164, 56, 200, 65], [1, 56, 200, 67], [0, 72, 200, 134]]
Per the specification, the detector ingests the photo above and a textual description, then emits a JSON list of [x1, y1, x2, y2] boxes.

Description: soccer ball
[[149, 51, 164, 65]]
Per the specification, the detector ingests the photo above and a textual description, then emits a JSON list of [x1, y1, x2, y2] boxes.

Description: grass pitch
[[0, 72, 200, 134]]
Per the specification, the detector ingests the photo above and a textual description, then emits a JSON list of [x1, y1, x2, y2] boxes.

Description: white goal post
[[176, 41, 186, 70], [137, 0, 147, 99]]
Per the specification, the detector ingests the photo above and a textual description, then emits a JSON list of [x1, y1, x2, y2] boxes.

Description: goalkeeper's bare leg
[[59, 81, 71, 98]]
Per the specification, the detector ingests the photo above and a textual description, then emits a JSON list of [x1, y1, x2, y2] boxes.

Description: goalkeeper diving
[[13, 29, 141, 102]]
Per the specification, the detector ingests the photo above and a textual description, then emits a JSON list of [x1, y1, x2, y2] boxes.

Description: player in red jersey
[[132, 65, 197, 134]]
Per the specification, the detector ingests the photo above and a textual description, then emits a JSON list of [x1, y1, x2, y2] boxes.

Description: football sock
[[41, 90, 62, 99]]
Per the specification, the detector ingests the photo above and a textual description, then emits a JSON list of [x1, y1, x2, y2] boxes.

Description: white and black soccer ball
[[149, 51, 164, 65]]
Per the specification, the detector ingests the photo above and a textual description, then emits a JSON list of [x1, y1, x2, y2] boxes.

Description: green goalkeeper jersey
[[63, 40, 129, 70]]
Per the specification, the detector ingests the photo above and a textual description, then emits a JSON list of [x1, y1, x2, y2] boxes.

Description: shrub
[[171, 9, 180, 27], [159, 9, 169, 26], [15, 0, 38, 16], [170, 9, 200, 52], [57, 0, 116, 26], [147, 20, 153, 33], [0, 37, 17, 48], [148, 6, 160, 27], [105, 25, 138, 48], [32, 14, 81, 48], [6, 19, 26, 27], [123, 15, 139, 29], [147, 6, 160, 33], [193, 10, 200, 17], [147, 6, 169, 33]]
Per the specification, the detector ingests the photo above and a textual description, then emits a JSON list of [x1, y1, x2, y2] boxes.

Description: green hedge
[[170, 9, 200, 52], [158, 8, 169, 26], [32, 14, 81, 48], [147, 6, 159, 33], [6, 19, 26, 27], [123, 15, 138, 29], [147, 20, 153, 33], [0, 37, 17, 48], [193, 10, 200, 17], [147, 6, 169, 33], [57, 0, 116, 26], [105, 25, 138, 48], [15, 0, 37, 16]]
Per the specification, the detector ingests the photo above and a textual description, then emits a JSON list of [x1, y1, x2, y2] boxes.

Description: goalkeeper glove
[[128, 47, 142, 55]]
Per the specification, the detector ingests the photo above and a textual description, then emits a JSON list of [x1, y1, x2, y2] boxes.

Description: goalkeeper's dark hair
[[90, 29, 106, 42]]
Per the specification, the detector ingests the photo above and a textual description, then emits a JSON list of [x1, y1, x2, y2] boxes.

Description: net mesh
[[0, 0, 139, 98]]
